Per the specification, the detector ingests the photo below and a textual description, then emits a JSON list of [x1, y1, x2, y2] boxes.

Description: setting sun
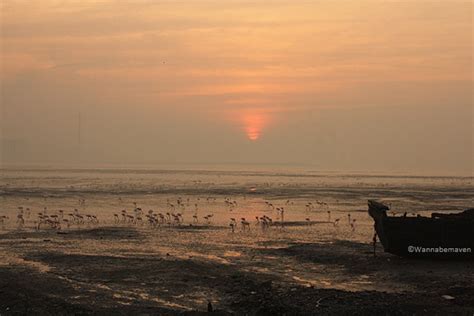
[[242, 110, 269, 141]]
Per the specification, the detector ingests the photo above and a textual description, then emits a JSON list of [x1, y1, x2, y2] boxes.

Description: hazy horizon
[[1, 1, 472, 176]]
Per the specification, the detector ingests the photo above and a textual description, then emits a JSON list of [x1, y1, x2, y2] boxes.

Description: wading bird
[[229, 218, 236, 233], [241, 218, 250, 231]]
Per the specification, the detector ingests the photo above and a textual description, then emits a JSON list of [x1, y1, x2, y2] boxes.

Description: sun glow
[[242, 110, 269, 141]]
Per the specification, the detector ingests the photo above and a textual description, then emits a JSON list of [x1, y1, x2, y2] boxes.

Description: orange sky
[[1, 1, 472, 174]]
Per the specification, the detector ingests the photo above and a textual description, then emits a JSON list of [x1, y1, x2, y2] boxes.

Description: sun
[[242, 110, 268, 141]]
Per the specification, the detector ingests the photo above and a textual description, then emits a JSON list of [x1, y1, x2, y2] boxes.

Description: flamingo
[[229, 218, 236, 232], [241, 218, 250, 231], [17, 214, 25, 228], [0, 215, 8, 228], [350, 219, 357, 232]]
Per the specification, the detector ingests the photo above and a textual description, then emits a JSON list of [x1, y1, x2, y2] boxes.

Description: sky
[[0, 0, 472, 175]]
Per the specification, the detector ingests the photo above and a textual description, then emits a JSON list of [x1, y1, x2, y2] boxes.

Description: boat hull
[[368, 200, 474, 259]]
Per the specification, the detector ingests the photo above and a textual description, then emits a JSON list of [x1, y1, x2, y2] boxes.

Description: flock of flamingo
[[0, 196, 359, 233], [0, 206, 100, 230]]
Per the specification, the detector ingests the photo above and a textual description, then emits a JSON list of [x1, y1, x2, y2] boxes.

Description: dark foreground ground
[[1, 227, 473, 316]]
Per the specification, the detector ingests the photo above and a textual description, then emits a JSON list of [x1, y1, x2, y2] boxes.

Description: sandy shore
[[1, 225, 473, 315]]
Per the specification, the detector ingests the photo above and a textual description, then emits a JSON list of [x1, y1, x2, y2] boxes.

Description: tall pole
[[78, 112, 82, 162], [78, 112, 81, 145]]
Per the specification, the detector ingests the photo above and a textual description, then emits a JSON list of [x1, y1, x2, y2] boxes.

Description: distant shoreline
[[0, 165, 472, 179]]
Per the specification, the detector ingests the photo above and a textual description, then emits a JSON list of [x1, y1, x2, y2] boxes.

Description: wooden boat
[[368, 200, 474, 259]]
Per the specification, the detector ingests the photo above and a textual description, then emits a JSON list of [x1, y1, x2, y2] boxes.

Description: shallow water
[[1, 168, 472, 248], [1, 167, 471, 219]]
